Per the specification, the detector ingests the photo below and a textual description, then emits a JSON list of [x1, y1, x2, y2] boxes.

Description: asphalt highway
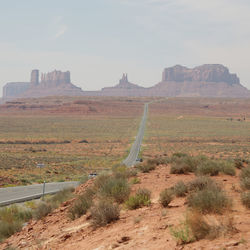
[[0, 181, 79, 206], [123, 103, 148, 167]]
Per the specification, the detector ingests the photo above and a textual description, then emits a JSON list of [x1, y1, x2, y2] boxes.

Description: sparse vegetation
[[188, 176, 217, 192], [90, 199, 120, 227], [68, 188, 95, 220], [241, 192, 250, 209], [159, 188, 173, 207], [240, 166, 250, 190], [195, 160, 220, 176], [173, 181, 188, 197], [126, 188, 151, 209], [0, 205, 32, 241], [33, 202, 52, 220], [137, 163, 156, 173], [131, 177, 141, 184], [98, 176, 130, 203], [170, 222, 194, 244], [187, 184, 231, 214]]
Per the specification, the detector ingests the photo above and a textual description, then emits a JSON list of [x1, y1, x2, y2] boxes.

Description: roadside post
[[37, 163, 45, 200]]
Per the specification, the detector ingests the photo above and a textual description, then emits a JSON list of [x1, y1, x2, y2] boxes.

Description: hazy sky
[[1, 0, 250, 96]]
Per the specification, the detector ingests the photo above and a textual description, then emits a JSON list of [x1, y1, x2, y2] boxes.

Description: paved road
[[123, 103, 148, 167], [0, 181, 79, 206]]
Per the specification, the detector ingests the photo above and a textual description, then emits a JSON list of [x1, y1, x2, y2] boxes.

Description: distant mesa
[[3, 70, 83, 99], [162, 64, 240, 84], [2, 64, 250, 100]]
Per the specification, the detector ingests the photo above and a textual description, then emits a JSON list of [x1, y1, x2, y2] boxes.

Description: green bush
[[188, 176, 217, 192], [131, 177, 141, 184], [33, 202, 52, 220], [217, 161, 236, 176], [241, 192, 250, 209], [94, 174, 111, 189], [68, 188, 94, 220], [90, 200, 120, 227], [99, 177, 130, 203], [170, 222, 194, 244], [170, 162, 193, 174], [48, 187, 75, 208], [234, 158, 244, 169], [0, 205, 32, 241], [196, 160, 220, 176], [240, 167, 250, 190], [126, 188, 151, 209], [187, 186, 231, 214], [172, 152, 188, 158], [173, 181, 188, 197], [159, 188, 173, 207]]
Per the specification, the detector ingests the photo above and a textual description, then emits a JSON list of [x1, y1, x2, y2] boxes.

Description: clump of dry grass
[[90, 199, 120, 227], [126, 188, 151, 209], [241, 192, 250, 209], [187, 184, 231, 214], [159, 188, 173, 207], [240, 166, 250, 190]]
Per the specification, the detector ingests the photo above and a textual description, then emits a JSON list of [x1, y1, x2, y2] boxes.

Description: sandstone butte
[[2, 64, 250, 100]]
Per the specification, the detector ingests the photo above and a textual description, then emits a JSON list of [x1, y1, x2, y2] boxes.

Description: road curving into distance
[[0, 102, 150, 206], [123, 103, 149, 167]]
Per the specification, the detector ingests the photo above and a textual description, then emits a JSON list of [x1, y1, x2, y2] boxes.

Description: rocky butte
[[2, 70, 83, 100], [150, 64, 250, 97]]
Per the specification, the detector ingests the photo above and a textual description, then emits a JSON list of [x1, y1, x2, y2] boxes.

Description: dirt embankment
[[1, 164, 250, 250]]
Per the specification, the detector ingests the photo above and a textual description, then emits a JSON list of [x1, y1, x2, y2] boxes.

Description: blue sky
[[1, 0, 250, 95]]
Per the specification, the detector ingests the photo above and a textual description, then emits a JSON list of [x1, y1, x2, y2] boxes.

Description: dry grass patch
[[126, 188, 151, 209], [90, 200, 120, 227]]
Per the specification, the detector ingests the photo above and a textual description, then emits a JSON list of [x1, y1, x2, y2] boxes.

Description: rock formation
[[30, 69, 39, 85], [162, 64, 240, 84], [2, 70, 83, 99], [40, 70, 71, 86]]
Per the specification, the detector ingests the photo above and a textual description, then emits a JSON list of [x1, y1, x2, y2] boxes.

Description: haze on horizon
[[0, 0, 250, 96]]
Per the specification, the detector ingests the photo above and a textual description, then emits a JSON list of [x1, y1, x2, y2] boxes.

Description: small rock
[[117, 236, 130, 243], [111, 243, 119, 249]]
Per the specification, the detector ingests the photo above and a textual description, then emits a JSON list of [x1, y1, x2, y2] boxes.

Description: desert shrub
[[217, 161, 236, 176], [172, 152, 188, 158], [94, 174, 111, 189], [241, 192, 250, 209], [147, 157, 168, 166], [128, 168, 138, 177], [90, 200, 120, 227], [0, 205, 32, 241], [186, 212, 211, 240], [126, 188, 151, 209], [68, 188, 94, 220], [0, 221, 22, 242], [137, 163, 155, 173], [196, 160, 220, 176], [173, 181, 188, 197], [187, 186, 231, 214], [99, 177, 130, 203], [159, 188, 173, 207], [33, 202, 52, 220], [234, 158, 245, 169], [48, 187, 74, 208], [170, 162, 192, 174], [170, 222, 194, 244], [188, 176, 218, 192], [112, 165, 131, 179], [131, 177, 141, 184], [240, 166, 250, 190]]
